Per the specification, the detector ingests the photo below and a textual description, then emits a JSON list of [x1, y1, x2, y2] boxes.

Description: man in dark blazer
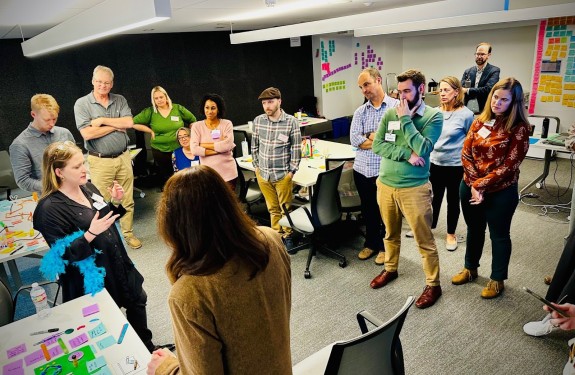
[[461, 42, 500, 114]]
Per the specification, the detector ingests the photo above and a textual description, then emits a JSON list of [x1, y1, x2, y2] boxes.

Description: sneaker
[[446, 236, 458, 251], [405, 230, 414, 238], [481, 279, 504, 299], [523, 314, 557, 336], [358, 247, 375, 260], [283, 235, 297, 255], [125, 235, 142, 249], [374, 251, 386, 265], [451, 268, 478, 285]]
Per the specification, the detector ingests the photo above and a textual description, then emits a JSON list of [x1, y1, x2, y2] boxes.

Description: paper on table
[[6, 344, 26, 359], [69, 333, 89, 349], [2, 359, 23, 375], [24, 349, 44, 366], [82, 304, 100, 317], [88, 322, 107, 339], [96, 336, 116, 350], [86, 356, 108, 372]]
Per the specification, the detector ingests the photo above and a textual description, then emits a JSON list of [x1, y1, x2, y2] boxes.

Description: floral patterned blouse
[[461, 117, 530, 193]]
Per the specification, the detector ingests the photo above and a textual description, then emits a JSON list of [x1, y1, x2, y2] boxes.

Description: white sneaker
[[523, 314, 557, 336]]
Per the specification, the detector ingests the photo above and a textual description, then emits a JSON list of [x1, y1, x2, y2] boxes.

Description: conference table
[[0, 288, 150, 375], [234, 117, 332, 137], [236, 139, 355, 188], [0, 196, 48, 290]]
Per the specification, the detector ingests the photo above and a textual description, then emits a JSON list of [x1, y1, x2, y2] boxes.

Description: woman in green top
[[133, 86, 196, 185]]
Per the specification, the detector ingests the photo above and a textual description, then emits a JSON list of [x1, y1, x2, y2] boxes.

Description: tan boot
[[481, 280, 504, 299], [451, 268, 478, 285], [358, 247, 375, 260]]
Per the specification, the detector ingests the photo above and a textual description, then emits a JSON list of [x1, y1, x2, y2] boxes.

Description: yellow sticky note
[[555, 96, 561, 102]]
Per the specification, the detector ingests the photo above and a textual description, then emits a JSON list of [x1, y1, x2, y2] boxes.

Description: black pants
[[546, 229, 575, 304], [354, 170, 384, 252], [429, 163, 463, 233], [122, 289, 155, 352], [152, 148, 174, 186]]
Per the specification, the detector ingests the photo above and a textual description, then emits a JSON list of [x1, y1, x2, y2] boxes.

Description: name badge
[[385, 133, 397, 142], [478, 127, 491, 139], [211, 129, 221, 139], [388, 121, 400, 131], [191, 160, 200, 166], [91, 193, 104, 203], [278, 133, 289, 142], [171, 116, 179, 122], [484, 119, 496, 127], [93, 201, 107, 210]]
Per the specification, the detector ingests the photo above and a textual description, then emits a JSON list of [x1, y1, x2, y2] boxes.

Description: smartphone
[[523, 287, 570, 317]]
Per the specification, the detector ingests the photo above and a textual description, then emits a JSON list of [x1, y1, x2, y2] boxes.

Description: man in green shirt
[[369, 69, 444, 309]]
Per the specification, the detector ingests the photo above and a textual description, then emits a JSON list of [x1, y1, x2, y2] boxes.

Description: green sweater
[[133, 104, 196, 152], [372, 105, 443, 188]]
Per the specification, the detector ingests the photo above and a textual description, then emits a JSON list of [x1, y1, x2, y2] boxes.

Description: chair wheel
[[304, 270, 311, 279], [339, 260, 347, 268]]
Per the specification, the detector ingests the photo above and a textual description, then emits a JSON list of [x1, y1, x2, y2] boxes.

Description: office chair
[[293, 296, 415, 375], [233, 129, 250, 158], [235, 160, 264, 216], [279, 162, 347, 279], [0, 278, 61, 325]]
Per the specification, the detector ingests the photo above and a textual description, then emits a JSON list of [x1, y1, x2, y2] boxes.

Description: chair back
[[0, 278, 14, 327], [233, 130, 250, 158], [310, 162, 344, 228], [325, 296, 415, 375], [325, 157, 361, 211]]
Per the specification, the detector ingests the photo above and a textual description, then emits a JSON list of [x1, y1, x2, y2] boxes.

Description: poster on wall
[[530, 16, 575, 116]]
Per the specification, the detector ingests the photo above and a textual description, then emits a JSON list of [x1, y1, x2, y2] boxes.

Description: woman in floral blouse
[[451, 77, 530, 299]]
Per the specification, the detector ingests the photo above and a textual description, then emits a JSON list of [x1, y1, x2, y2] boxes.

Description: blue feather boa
[[39, 230, 106, 296]]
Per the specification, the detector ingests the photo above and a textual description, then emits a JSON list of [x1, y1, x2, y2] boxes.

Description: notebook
[[544, 132, 569, 146]]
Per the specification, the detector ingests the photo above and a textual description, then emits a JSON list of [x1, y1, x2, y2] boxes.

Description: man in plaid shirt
[[351, 68, 399, 265], [252, 87, 302, 250]]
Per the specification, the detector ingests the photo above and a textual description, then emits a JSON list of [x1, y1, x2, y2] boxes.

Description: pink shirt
[[190, 119, 238, 181]]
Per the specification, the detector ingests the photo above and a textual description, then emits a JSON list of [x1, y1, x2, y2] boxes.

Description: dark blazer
[[461, 63, 500, 113], [33, 183, 143, 306]]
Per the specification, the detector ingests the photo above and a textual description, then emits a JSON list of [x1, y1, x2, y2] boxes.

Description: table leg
[[520, 149, 553, 195], [7, 259, 23, 289]]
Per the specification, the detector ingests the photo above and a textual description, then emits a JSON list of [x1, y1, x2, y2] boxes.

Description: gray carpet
[[4, 155, 575, 374]]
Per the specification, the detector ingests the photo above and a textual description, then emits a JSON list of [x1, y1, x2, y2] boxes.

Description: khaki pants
[[88, 151, 135, 236], [256, 170, 293, 234], [376, 180, 440, 286]]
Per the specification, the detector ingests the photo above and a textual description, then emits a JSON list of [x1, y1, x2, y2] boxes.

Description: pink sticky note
[[2, 359, 24, 375], [6, 344, 26, 359], [43, 336, 58, 346], [24, 350, 45, 366], [48, 345, 63, 357], [69, 333, 89, 349], [82, 304, 99, 317]]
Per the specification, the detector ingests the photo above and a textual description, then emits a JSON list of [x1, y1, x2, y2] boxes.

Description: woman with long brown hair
[[148, 165, 291, 374], [451, 77, 530, 299]]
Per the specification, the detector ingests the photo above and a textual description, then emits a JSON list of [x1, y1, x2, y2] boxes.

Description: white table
[[0, 288, 150, 374], [237, 140, 355, 187], [0, 197, 48, 290]]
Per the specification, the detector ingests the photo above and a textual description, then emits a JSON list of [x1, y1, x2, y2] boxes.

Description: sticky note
[[24, 349, 45, 366], [86, 356, 108, 372], [47, 345, 62, 357], [2, 359, 23, 375], [92, 365, 113, 375], [96, 336, 116, 350], [82, 304, 100, 317], [6, 344, 26, 359], [88, 322, 107, 339], [43, 336, 58, 346], [69, 333, 89, 349]]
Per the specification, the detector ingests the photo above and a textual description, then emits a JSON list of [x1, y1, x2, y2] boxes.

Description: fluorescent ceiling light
[[229, 0, 504, 44], [21, 0, 171, 57], [225, 0, 332, 22], [354, 3, 575, 37]]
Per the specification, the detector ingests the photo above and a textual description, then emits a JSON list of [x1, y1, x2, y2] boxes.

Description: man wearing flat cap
[[252, 87, 302, 251]]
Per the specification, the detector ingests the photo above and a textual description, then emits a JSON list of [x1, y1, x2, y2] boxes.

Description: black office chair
[[279, 162, 347, 279], [293, 296, 415, 375], [0, 150, 32, 201], [233, 129, 250, 158], [0, 278, 61, 325], [326, 157, 364, 238], [235, 160, 264, 216]]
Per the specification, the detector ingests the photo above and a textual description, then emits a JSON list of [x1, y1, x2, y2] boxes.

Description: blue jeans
[[459, 182, 519, 281]]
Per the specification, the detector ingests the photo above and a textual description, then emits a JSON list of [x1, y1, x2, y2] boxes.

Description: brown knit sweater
[[156, 226, 292, 375]]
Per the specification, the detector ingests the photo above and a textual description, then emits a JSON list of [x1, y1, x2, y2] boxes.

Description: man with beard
[[252, 87, 302, 251], [369, 69, 444, 309], [461, 42, 500, 114]]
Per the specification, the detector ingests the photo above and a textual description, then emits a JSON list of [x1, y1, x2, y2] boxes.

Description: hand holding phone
[[523, 287, 570, 317]]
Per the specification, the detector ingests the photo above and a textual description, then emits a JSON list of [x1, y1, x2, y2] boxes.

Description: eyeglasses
[[94, 80, 112, 86], [177, 135, 190, 140], [474, 53, 488, 57]]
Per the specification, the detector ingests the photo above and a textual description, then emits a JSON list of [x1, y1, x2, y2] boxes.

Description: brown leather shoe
[[370, 270, 398, 289], [415, 285, 442, 309]]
